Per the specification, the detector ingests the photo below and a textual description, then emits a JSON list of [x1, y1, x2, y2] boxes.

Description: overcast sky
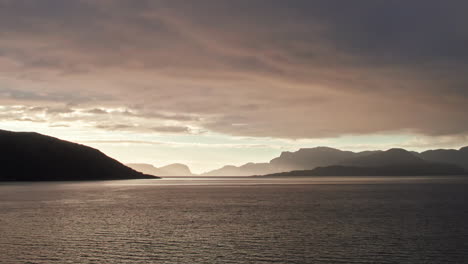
[[1, 0, 467, 173]]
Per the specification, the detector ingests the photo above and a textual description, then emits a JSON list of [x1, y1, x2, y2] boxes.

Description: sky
[[1, 0, 468, 173]]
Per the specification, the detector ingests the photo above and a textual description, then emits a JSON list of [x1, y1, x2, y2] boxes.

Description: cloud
[[95, 123, 192, 134], [79, 139, 281, 149], [397, 134, 468, 150], [151, 126, 190, 133], [95, 124, 136, 131], [0, 0, 467, 139], [86, 108, 108, 114], [0, 88, 90, 103], [80, 140, 164, 146]]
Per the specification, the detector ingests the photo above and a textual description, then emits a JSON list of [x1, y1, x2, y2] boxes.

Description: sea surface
[[1, 176, 467, 264]]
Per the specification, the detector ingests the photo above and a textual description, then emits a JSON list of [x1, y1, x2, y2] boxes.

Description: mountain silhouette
[[201, 162, 277, 177], [418, 147, 468, 170], [260, 164, 466, 177], [202, 147, 379, 176], [128, 163, 194, 176], [0, 130, 158, 181], [259, 149, 466, 177], [204, 146, 468, 176], [339, 148, 425, 167], [271, 147, 359, 171]]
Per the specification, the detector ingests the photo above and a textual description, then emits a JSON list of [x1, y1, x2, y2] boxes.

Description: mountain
[[270, 147, 360, 171], [128, 163, 194, 176], [418, 147, 468, 170], [201, 163, 275, 177], [202, 147, 379, 176], [158, 164, 193, 176], [204, 146, 468, 176], [339, 148, 425, 167], [260, 163, 466, 177], [0, 130, 158, 181], [258, 149, 467, 177]]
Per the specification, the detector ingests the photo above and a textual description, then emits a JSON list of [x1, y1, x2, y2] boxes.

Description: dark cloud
[[0, 0, 467, 138]]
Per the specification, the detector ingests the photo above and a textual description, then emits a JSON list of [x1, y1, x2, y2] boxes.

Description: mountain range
[[196, 147, 468, 176], [128, 146, 468, 177], [0, 130, 158, 181], [259, 148, 466, 177], [2, 128, 467, 179]]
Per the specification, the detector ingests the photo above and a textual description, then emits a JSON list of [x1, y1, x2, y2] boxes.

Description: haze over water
[[1, 176, 467, 263]]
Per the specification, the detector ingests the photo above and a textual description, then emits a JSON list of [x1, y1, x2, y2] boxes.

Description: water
[[1, 177, 467, 263]]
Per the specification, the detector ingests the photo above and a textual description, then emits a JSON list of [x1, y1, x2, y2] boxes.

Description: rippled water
[[1, 177, 467, 263]]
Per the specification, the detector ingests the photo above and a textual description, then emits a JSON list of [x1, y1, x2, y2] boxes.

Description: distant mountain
[[126, 163, 160, 176], [0, 130, 158, 181], [270, 147, 360, 171], [204, 146, 468, 176], [339, 148, 425, 167], [201, 163, 275, 177], [159, 164, 193, 176], [260, 163, 466, 177], [418, 147, 468, 170], [202, 147, 379, 176], [258, 149, 467, 177], [128, 163, 194, 176]]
